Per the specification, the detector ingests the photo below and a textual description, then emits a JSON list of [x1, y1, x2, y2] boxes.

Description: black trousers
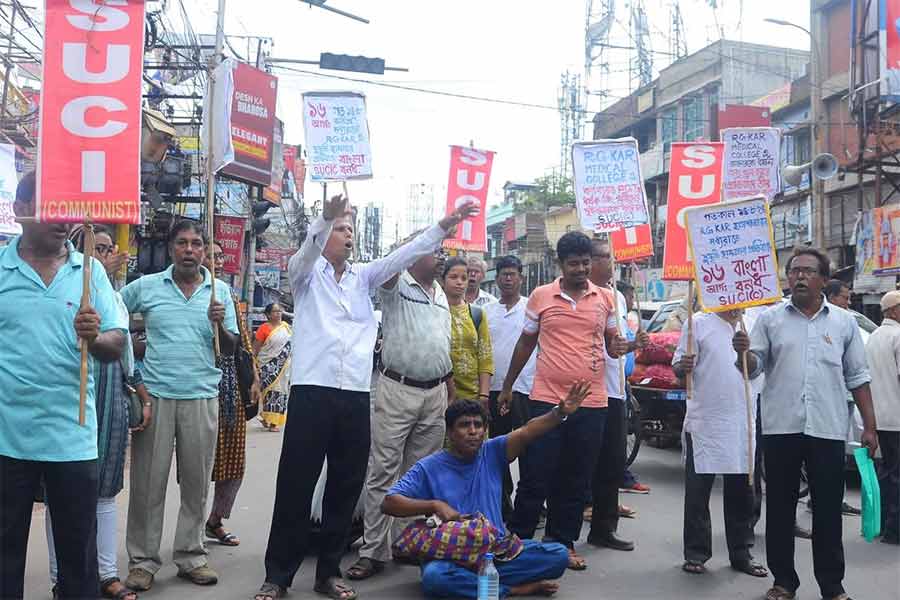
[[0, 456, 98, 599], [764, 434, 845, 598], [510, 400, 606, 547], [589, 395, 626, 537], [264, 385, 370, 587], [488, 391, 529, 521], [682, 433, 754, 564], [878, 430, 900, 541]]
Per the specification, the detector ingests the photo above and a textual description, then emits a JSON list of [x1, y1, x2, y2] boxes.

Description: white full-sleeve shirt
[[288, 216, 446, 392]]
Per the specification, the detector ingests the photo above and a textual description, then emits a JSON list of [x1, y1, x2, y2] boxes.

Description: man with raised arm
[[254, 195, 475, 600]]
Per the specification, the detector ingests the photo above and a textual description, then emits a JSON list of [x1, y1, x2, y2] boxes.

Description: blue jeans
[[510, 401, 607, 546], [421, 540, 568, 598]]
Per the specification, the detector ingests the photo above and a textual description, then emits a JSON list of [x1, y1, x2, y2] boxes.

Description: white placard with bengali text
[[303, 91, 373, 181], [685, 196, 781, 312], [0, 144, 21, 236], [572, 137, 649, 232], [721, 127, 781, 201]]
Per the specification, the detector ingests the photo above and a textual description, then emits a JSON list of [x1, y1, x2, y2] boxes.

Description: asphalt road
[[21, 425, 900, 600]]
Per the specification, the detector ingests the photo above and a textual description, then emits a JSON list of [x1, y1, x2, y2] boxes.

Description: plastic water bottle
[[477, 553, 499, 600]]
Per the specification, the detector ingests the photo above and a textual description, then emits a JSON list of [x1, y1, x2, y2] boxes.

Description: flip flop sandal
[[206, 522, 240, 546], [346, 557, 385, 580], [100, 577, 138, 600], [253, 582, 286, 600], [682, 561, 707, 574], [314, 577, 358, 600], [567, 548, 587, 571], [731, 560, 768, 578]]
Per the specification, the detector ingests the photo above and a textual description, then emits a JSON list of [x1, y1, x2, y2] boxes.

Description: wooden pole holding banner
[[205, 0, 227, 358], [78, 219, 95, 426], [631, 263, 644, 333], [739, 316, 754, 486], [608, 239, 626, 399], [685, 280, 694, 401]]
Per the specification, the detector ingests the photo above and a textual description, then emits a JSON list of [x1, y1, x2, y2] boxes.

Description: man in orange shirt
[[498, 231, 628, 570]]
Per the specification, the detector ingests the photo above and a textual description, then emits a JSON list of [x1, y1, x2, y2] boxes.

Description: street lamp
[[764, 16, 826, 251]]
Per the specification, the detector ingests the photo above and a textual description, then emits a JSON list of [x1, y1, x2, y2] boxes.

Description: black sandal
[[206, 521, 240, 546], [314, 577, 358, 600], [100, 577, 138, 600], [731, 560, 769, 578], [346, 557, 385, 580], [253, 582, 286, 600]]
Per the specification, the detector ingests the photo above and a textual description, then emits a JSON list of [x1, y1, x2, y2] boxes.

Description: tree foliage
[[521, 173, 575, 210]]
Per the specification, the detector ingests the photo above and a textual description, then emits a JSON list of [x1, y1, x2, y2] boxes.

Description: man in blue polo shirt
[[121, 220, 238, 591], [0, 172, 127, 600]]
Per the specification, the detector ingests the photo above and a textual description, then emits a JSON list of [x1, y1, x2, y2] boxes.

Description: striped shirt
[[120, 265, 238, 400], [378, 270, 452, 381]]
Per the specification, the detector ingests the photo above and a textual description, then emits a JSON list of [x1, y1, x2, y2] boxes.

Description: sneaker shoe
[[177, 565, 218, 586], [124, 568, 154, 591], [620, 482, 650, 494]]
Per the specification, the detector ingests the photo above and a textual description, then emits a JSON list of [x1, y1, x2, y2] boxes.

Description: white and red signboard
[[36, 0, 145, 224], [610, 224, 653, 262], [443, 145, 495, 252], [213, 215, 245, 275], [662, 142, 725, 280], [721, 127, 781, 201]]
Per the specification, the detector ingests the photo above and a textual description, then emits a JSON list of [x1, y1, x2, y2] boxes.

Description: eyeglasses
[[433, 249, 448, 259], [94, 243, 114, 256], [213, 252, 226, 260], [788, 266, 820, 277]]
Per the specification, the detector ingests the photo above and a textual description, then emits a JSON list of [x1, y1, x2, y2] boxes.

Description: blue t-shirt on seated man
[[384, 384, 592, 599]]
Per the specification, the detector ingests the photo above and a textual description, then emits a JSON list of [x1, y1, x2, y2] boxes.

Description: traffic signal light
[[319, 52, 385, 75], [252, 200, 274, 237]]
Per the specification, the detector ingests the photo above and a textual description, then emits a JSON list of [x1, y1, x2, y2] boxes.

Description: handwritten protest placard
[[572, 138, 648, 233], [0, 144, 21, 236], [302, 91, 372, 181], [684, 196, 780, 312], [722, 127, 781, 200]]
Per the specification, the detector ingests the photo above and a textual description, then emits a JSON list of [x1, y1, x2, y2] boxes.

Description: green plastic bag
[[853, 447, 881, 542]]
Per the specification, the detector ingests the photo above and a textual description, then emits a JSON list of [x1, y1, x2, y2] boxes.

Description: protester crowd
[[1, 172, 898, 600]]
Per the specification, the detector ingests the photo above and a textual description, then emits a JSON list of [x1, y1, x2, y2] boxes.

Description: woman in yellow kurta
[[442, 257, 494, 405]]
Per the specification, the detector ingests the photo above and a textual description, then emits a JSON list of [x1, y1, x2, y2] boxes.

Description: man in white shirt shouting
[[253, 195, 475, 600]]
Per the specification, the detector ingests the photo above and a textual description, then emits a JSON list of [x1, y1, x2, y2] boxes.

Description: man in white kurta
[[672, 309, 766, 577]]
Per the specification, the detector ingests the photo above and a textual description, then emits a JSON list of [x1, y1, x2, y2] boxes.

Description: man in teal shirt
[[0, 172, 127, 599], [121, 220, 238, 591]]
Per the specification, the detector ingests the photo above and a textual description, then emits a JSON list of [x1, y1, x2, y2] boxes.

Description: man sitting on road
[[381, 382, 591, 598]]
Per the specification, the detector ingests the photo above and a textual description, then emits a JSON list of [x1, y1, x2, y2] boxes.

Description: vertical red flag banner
[[610, 224, 654, 262], [37, 0, 145, 224], [262, 119, 284, 204], [662, 142, 725, 280], [443, 145, 495, 252], [220, 62, 278, 186], [214, 215, 246, 275]]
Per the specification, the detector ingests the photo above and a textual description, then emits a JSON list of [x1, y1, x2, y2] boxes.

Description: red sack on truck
[[630, 364, 682, 389], [627, 364, 648, 386], [635, 331, 681, 365]]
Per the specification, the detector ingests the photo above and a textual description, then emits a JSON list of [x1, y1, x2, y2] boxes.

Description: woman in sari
[[205, 243, 260, 547], [253, 302, 292, 432]]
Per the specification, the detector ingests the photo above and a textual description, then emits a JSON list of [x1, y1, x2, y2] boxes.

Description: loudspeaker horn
[[782, 153, 839, 187]]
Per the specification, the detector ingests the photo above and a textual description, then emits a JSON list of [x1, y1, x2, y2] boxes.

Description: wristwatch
[[552, 405, 568, 422]]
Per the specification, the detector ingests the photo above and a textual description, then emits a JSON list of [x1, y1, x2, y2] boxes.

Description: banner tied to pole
[[684, 196, 781, 312], [37, 0, 145, 224], [302, 91, 373, 181], [572, 138, 649, 233], [443, 145, 494, 252], [662, 142, 725, 280]]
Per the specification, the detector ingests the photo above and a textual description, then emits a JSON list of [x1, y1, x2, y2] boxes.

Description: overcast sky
[[188, 0, 810, 242]]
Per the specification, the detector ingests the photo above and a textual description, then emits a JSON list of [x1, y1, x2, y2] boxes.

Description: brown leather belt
[[380, 367, 452, 390]]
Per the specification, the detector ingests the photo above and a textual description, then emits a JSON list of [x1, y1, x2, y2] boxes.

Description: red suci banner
[[214, 215, 245, 275], [36, 0, 145, 224], [662, 142, 725, 280], [221, 62, 278, 186], [610, 224, 653, 262], [443, 145, 494, 252]]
